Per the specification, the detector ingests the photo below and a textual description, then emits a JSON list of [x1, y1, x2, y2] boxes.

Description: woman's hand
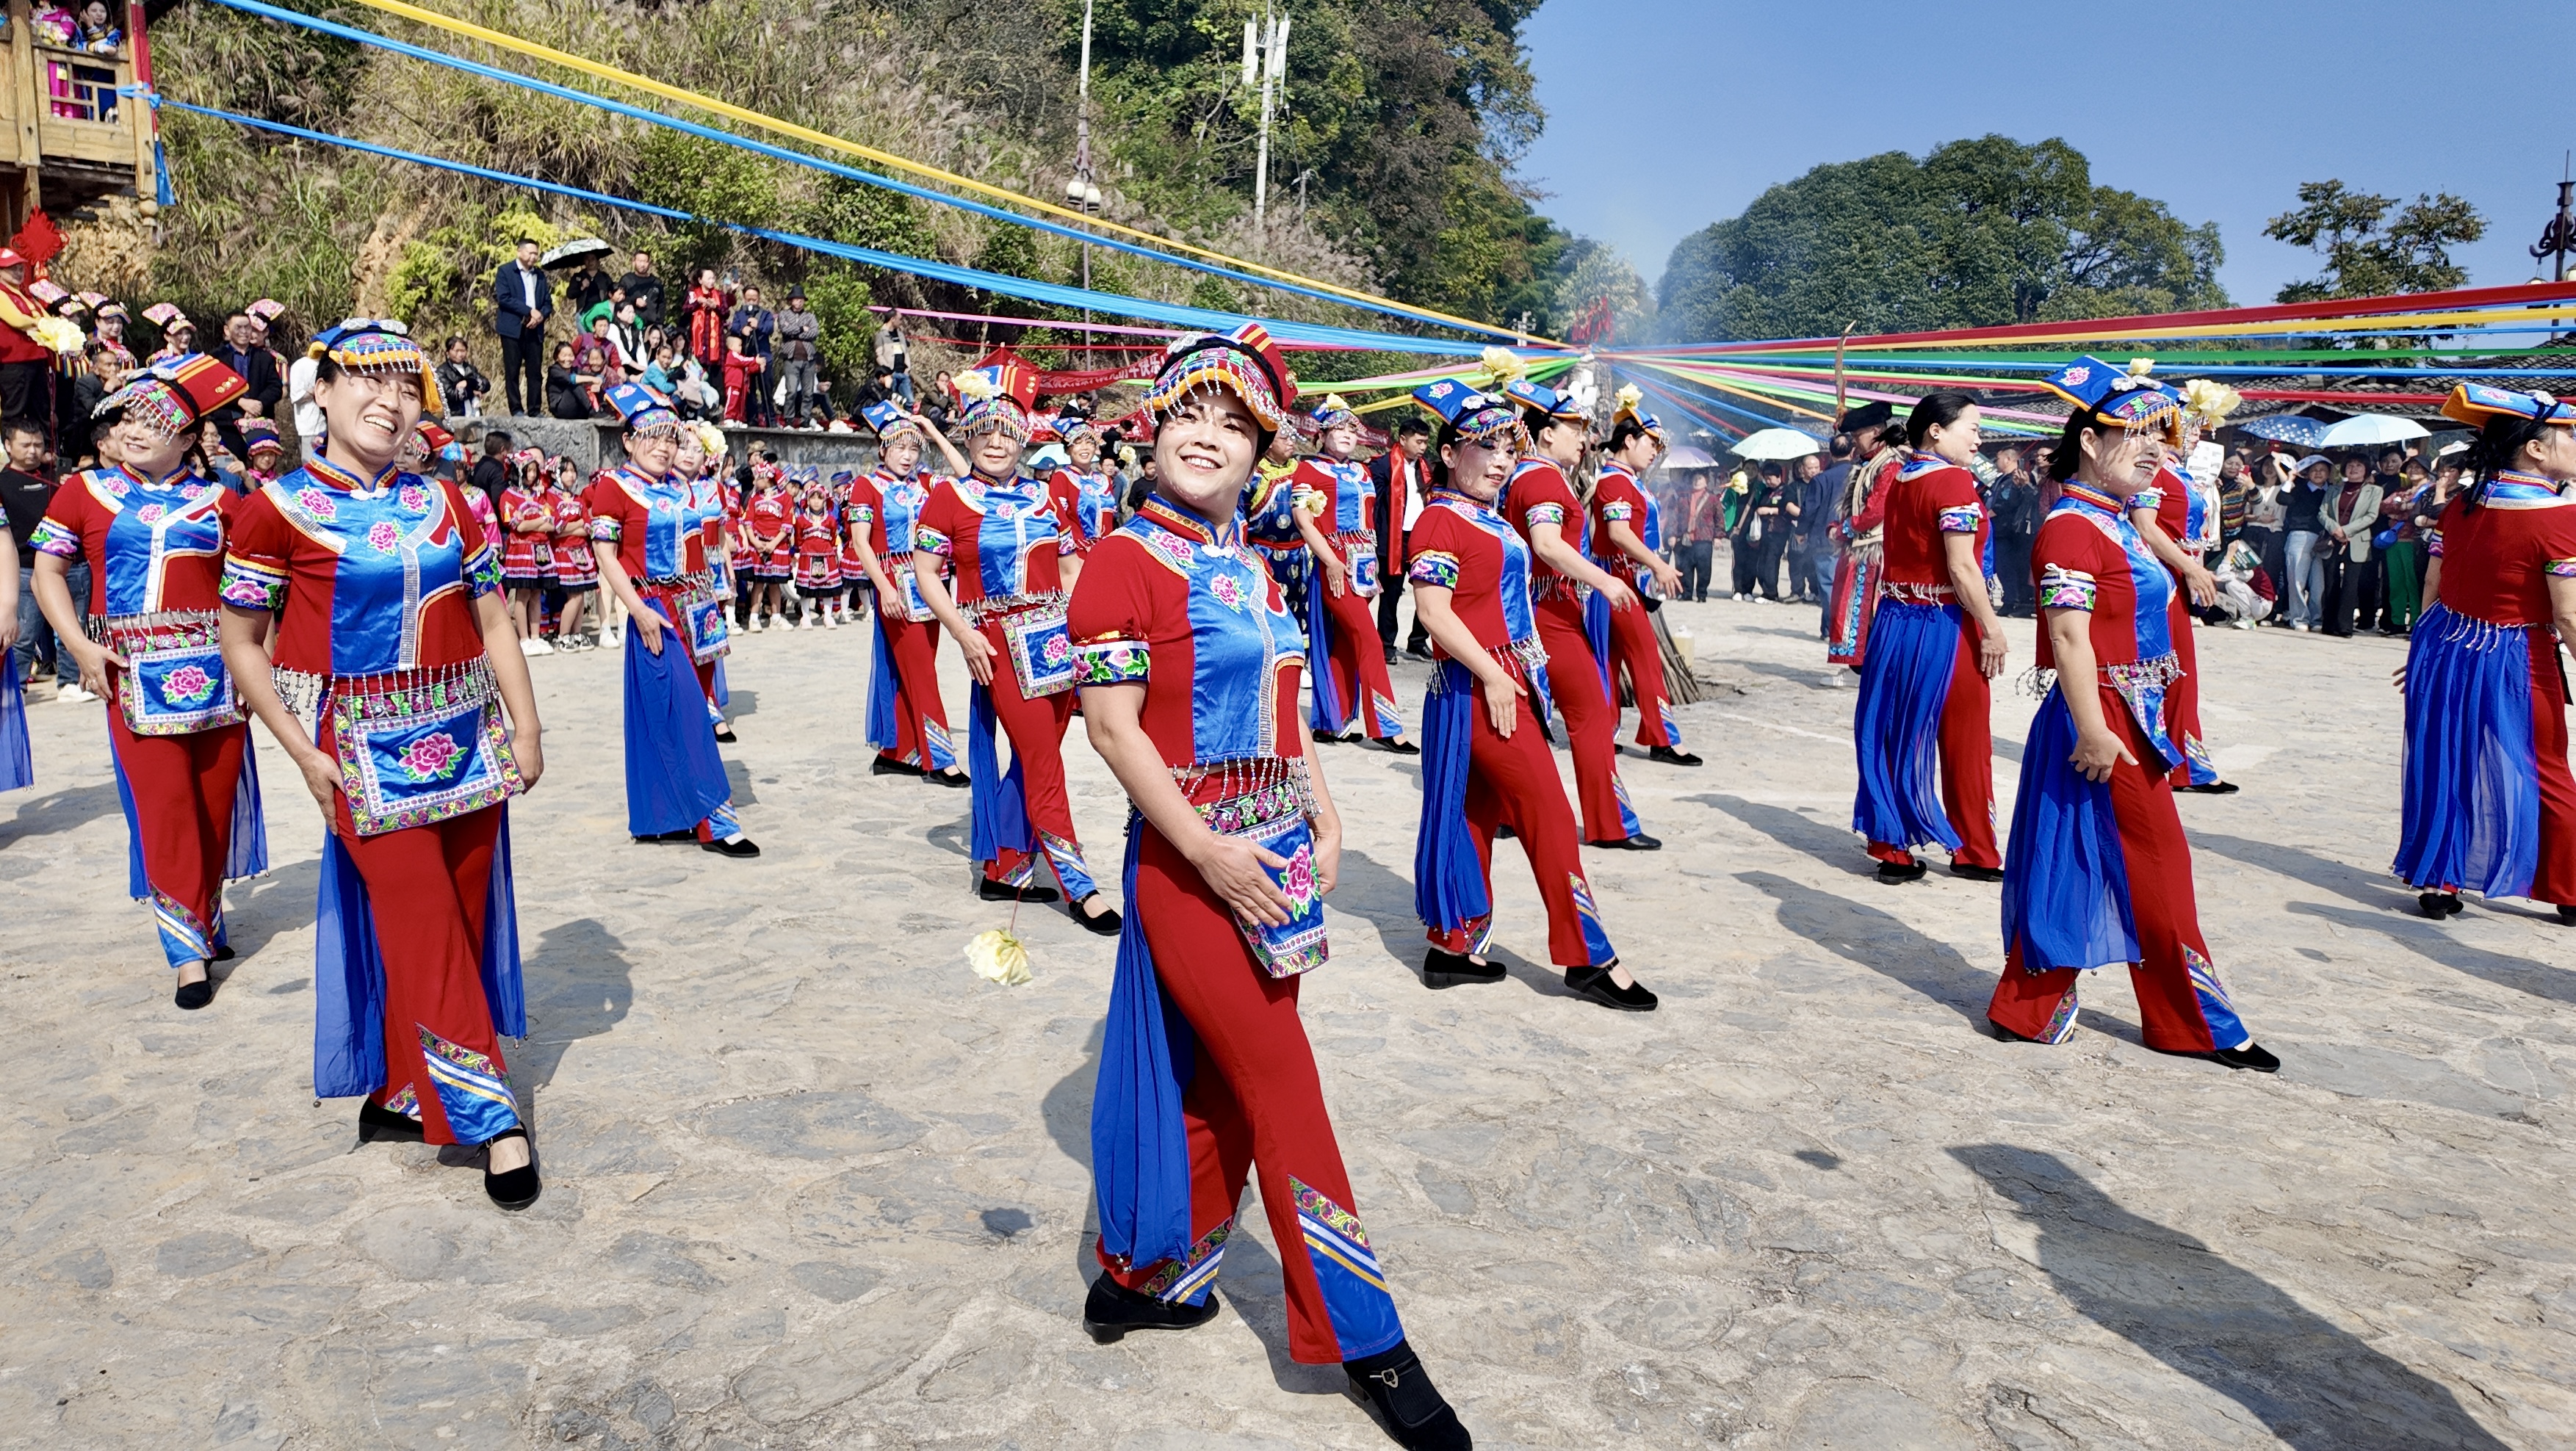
[[2391, 664, 2408, 691], [1977, 629, 2008, 680], [1193, 833, 1296, 927], [956, 625, 997, 687], [1321, 555, 1347, 598], [2182, 562, 2218, 607], [70, 637, 123, 698], [1309, 813, 1341, 897], [1597, 576, 1639, 612], [510, 725, 544, 790], [630, 607, 665, 655], [2069, 722, 2135, 784], [1480, 669, 1526, 739], [293, 746, 345, 834]]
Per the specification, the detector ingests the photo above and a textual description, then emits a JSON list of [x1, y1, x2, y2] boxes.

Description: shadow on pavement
[[1736, 869, 1991, 1025], [2191, 831, 2409, 912], [1686, 792, 1877, 876], [1952, 1144, 2511, 1451], [2287, 900, 2576, 1006], [514, 916, 636, 1096]]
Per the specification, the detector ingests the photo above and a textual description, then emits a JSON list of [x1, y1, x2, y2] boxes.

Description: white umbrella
[[2317, 413, 2428, 448], [1731, 427, 1822, 461], [1656, 444, 1719, 470]]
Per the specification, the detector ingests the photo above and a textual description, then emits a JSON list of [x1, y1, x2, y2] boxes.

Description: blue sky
[[1516, 0, 2574, 309]]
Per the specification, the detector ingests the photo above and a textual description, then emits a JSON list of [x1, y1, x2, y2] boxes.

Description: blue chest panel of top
[[1128, 512, 1307, 762], [964, 479, 1061, 597], [1313, 458, 1371, 535], [877, 472, 929, 551], [609, 469, 693, 577], [1432, 496, 1537, 642], [90, 471, 226, 616], [1072, 470, 1119, 532], [272, 469, 469, 676], [2056, 496, 2175, 658]]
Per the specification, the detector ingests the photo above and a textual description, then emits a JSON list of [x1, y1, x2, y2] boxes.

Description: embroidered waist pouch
[[886, 551, 937, 623], [646, 572, 730, 664], [99, 609, 240, 737], [975, 593, 1074, 698], [1172, 756, 1327, 979], [324, 659, 522, 836]]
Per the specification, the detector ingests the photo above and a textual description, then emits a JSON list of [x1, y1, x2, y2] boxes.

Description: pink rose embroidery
[[398, 484, 430, 511], [1279, 845, 1316, 912], [295, 488, 337, 521], [366, 520, 400, 552], [1208, 572, 1246, 611], [397, 731, 465, 782], [134, 503, 166, 524], [1042, 633, 1071, 665], [161, 663, 216, 705]]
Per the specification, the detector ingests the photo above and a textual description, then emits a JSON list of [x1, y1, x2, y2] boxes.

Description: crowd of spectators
[[486, 247, 914, 430]]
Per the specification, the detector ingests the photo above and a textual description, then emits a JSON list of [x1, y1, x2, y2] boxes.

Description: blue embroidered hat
[[605, 381, 682, 437], [1610, 384, 1664, 441], [2040, 356, 2184, 443], [92, 352, 248, 437], [953, 361, 1040, 441], [859, 399, 921, 442], [1308, 392, 1360, 431], [2442, 382, 2576, 430], [1412, 377, 1523, 449], [1503, 377, 1586, 425], [1145, 322, 1294, 433], [311, 318, 443, 415]]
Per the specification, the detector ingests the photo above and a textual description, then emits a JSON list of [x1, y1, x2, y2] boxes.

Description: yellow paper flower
[[2126, 358, 2157, 378], [1478, 346, 1525, 386], [964, 928, 1032, 985], [953, 369, 997, 400], [1319, 392, 1352, 415], [31, 316, 85, 356], [2181, 378, 2243, 424]]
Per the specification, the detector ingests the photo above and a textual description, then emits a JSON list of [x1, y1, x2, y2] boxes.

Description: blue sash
[[620, 606, 731, 836], [1413, 661, 1492, 933], [0, 664, 28, 791], [1850, 598, 1964, 851], [1999, 689, 2138, 973], [2394, 604, 2541, 897], [1090, 823, 1197, 1271]]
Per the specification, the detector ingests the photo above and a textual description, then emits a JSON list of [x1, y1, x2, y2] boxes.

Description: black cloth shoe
[[1083, 1273, 1219, 1343], [1421, 947, 1504, 987], [174, 969, 214, 1010], [482, 1127, 541, 1210], [712, 724, 737, 744], [632, 828, 697, 844], [2558, 904, 2576, 926], [2419, 890, 2462, 919], [2212, 1042, 2281, 1074], [980, 878, 1060, 905], [358, 1099, 425, 1143], [1949, 862, 2005, 883], [871, 755, 924, 778], [1375, 738, 1421, 756], [212, 945, 237, 962], [926, 767, 971, 789], [2178, 780, 2240, 795], [1565, 964, 1657, 1012], [1073, 893, 1122, 936], [1647, 745, 1703, 767], [701, 836, 762, 858], [1588, 833, 1662, 851], [1876, 859, 1927, 883], [1343, 1341, 1471, 1450]]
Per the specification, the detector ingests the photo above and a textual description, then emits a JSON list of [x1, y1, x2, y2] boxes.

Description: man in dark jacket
[[209, 311, 286, 455], [615, 250, 666, 330], [728, 287, 776, 427], [1987, 446, 2040, 616], [491, 239, 552, 416]]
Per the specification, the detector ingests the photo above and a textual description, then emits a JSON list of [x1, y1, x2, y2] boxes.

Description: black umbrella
[[538, 238, 613, 270]]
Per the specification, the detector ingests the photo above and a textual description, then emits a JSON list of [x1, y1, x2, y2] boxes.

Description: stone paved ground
[[4, 596, 2574, 1450]]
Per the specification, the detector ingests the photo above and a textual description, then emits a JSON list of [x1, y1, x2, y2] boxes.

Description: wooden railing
[[0, 0, 155, 220]]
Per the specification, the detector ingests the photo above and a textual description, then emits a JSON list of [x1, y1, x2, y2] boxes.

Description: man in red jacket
[[1368, 415, 1431, 660], [0, 250, 57, 430]]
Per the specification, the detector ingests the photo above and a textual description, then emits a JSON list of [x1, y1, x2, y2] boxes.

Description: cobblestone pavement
[[3, 598, 2572, 1449]]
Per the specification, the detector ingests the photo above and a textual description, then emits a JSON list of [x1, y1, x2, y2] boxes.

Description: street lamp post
[[1067, 0, 1102, 369]]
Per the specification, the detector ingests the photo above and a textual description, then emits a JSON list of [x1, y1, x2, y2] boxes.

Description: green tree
[[2264, 180, 2486, 301], [1656, 135, 2226, 343]]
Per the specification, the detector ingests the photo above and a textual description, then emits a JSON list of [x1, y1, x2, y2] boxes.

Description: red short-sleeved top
[[31, 466, 232, 616], [1291, 455, 1374, 538], [1067, 499, 1307, 770], [1881, 455, 1987, 589], [1588, 464, 1650, 562], [221, 460, 498, 676], [1407, 493, 1533, 661], [2431, 486, 2576, 629], [914, 473, 1073, 608], [584, 466, 706, 580], [1504, 457, 1586, 599], [2031, 491, 2158, 673]]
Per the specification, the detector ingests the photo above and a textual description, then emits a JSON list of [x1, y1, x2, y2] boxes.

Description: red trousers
[[1316, 553, 1403, 739], [344, 806, 510, 1147], [2165, 595, 2212, 787], [878, 612, 956, 772], [108, 701, 245, 966], [1987, 691, 2247, 1054], [1430, 694, 1619, 969], [977, 620, 1095, 897], [1604, 598, 1677, 747], [1534, 596, 1637, 843], [1866, 620, 1999, 869], [1099, 821, 1399, 1365], [2527, 630, 2576, 906]]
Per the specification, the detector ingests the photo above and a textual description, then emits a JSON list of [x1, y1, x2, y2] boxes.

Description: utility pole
[[1244, 7, 1289, 237], [2531, 151, 2574, 284], [1067, 0, 1103, 368]]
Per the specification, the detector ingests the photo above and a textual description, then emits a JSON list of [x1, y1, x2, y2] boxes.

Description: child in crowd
[[722, 335, 762, 427], [550, 457, 599, 649], [501, 450, 555, 653], [793, 475, 846, 627], [742, 463, 794, 628]]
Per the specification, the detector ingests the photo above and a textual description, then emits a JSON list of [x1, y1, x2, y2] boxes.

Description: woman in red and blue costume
[[31, 353, 266, 1010], [851, 399, 970, 786], [2395, 383, 2576, 923], [2124, 375, 2237, 794], [1291, 393, 1416, 751], [1044, 410, 1122, 551], [1587, 388, 1698, 765], [1850, 391, 2007, 884], [1410, 378, 1659, 1016], [1071, 323, 1471, 1451], [1987, 357, 2277, 1074], [1499, 375, 1656, 850], [668, 423, 735, 740], [219, 319, 552, 1208], [587, 383, 758, 858], [913, 361, 1119, 935]]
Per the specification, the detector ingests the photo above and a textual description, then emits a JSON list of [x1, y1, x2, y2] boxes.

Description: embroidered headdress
[[311, 318, 444, 415], [1504, 377, 1587, 427], [861, 399, 922, 444], [1144, 322, 1294, 436], [603, 380, 682, 438], [91, 353, 248, 438], [1307, 392, 1360, 432], [1609, 383, 1664, 443], [2039, 355, 2184, 446], [1411, 377, 1524, 450], [953, 360, 1041, 442], [2442, 382, 2576, 430]]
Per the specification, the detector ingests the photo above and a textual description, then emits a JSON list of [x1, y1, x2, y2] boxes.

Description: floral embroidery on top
[[28, 518, 78, 557], [1408, 549, 1462, 590], [1073, 636, 1150, 684], [1523, 502, 1566, 527], [219, 556, 289, 610], [2038, 564, 2098, 612], [2124, 488, 2164, 514], [398, 483, 430, 511], [295, 487, 337, 521], [1937, 504, 1984, 534], [2547, 557, 2576, 579], [1208, 571, 1248, 612], [1600, 500, 1634, 522], [365, 520, 401, 552], [134, 502, 167, 524], [913, 524, 953, 557]]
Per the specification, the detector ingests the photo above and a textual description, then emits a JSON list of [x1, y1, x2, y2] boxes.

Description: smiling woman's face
[[1442, 435, 1518, 503], [313, 369, 424, 473], [1152, 387, 1259, 524]]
